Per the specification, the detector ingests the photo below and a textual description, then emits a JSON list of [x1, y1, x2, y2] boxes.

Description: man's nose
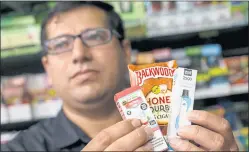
[[71, 38, 91, 64]]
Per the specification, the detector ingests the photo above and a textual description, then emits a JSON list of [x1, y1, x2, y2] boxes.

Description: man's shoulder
[[1, 117, 57, 151]]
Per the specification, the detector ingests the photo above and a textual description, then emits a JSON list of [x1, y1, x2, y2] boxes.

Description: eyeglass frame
[[42, 28, 121, 55]]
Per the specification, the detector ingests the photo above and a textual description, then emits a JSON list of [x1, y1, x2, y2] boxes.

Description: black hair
[[40, 1, 125, 51]]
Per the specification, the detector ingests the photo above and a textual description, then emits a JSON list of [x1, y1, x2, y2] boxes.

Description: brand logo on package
[[184, 69, 192, 76]]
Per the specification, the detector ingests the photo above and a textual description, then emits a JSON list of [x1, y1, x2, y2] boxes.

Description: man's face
[[42, 6, 130, 108]]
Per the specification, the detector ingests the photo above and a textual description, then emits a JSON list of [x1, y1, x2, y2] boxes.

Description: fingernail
[[144, 126, 154, 140], [168, 137, 182, 147], [131, 119, 142, 128], [143, 142, 153, 151], [188, 110, 199, 120]]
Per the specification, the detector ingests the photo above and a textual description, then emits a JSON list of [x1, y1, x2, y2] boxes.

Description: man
[[1, 1, 239, 151]]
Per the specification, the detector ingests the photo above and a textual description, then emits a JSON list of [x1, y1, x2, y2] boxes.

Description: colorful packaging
[[201, 44, 229, 88], [114, 86, 168, 151], [224, 55, 248, 85], [128, 60, 178, 136], [167, 68, 197, 138]]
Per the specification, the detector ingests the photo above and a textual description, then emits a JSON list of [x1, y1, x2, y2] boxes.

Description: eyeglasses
[[44, 28, 121, 55]]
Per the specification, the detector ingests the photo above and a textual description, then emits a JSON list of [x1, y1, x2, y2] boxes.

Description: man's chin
[[70, 86, 105, 105]]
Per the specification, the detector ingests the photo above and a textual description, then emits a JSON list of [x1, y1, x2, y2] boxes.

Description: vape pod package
[[114, 86, 168, 151], [167, 68, 197, 139]]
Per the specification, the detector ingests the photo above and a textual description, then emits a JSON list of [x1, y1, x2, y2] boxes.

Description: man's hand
[[169, 110, 239, 151], [81, 119, 153, 151]]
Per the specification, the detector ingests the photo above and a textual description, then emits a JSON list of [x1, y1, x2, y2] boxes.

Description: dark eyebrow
[[46, 34, 73, 42]]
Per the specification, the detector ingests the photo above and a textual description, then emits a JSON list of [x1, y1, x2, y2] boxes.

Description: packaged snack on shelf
[[128, 60, 178, 136], [1, 75, 33, 122], [114, 86, 168, 152], [167, 68, 197, 138]]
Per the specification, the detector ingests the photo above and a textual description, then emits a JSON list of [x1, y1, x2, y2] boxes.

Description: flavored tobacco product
[[128, 60, 178, 136]]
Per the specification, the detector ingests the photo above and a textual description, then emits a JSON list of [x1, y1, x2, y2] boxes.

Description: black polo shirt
[[1, 110, 91, 151]]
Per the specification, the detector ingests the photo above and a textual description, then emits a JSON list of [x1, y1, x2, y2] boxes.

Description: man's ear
[[41, 56, 53, 86], [121, 39, 131, 64]]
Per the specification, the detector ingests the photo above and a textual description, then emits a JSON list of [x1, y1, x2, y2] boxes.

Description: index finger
[[187, 110, 233, 135], [83, 119, 142, 151]]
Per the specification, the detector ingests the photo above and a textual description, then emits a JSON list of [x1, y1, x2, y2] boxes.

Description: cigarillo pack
[[128, 60, 178, 136], [114, 86, 168, 152]]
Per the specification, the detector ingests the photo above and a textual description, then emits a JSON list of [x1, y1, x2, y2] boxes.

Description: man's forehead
[[46, 6, 108, 39]]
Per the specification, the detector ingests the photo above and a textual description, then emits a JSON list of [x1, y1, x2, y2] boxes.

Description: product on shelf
[[106, 1, 146, 38], [1, 24, 41, 49], [205, 105, 226, 117], [201, 44, 230, 88], [27, 73, 62, 119], [152, 47, 172, 63], [1, 76, 33, 123], [1, 45, 41, 59], [1, 73, 63, 122], [240, 127, 248, 150], [230, 2, 248, 21], [0, 15, 36, 28], [224, 55, 248, 85], [130, 49, 138, 64], [186, 45, 210, 89], [136, 51, 155, 65], [1, 101, 9, 124], [171, 48, 191, 68], [144, 1, 248, 37]]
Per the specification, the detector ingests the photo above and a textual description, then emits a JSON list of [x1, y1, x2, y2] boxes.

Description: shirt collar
[[52, 109, 90, 149]]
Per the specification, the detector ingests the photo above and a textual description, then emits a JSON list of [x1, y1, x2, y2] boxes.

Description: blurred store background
[[0, 1, 248, 150]]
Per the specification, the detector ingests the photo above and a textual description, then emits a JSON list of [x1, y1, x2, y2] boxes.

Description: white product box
[[168, 68, 198, 138]]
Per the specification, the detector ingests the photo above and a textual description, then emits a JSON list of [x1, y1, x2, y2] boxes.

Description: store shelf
[[1, 52, 44, 76], [1, 119, 42, 132], [0, 24, 247, 77], [195, 84, 248, 100], [146, 16, 248, 38], [131, 24, 248, 51]]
